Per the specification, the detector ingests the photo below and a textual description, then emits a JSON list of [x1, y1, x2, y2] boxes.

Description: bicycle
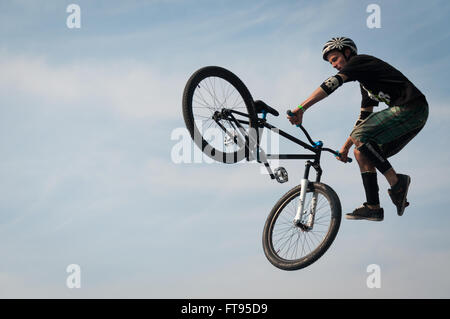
[[182, 66, 352, 271]]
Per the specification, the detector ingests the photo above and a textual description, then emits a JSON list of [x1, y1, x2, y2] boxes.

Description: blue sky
[[0, 0, 449, 298]]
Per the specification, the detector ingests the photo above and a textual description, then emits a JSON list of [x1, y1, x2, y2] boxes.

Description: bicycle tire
[[262, 182, 342, 271], [182, 66, 259, 164]]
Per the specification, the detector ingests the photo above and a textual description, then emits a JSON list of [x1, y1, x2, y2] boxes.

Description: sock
[[361, 171, 380, 206]]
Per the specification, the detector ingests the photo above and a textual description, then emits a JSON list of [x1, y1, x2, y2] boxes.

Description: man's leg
[[352, 138, 398, 187], [349, 102, 428, 216], [352, 137, 411, 216], [345, 142, 384, 221], [353, 147, 380, 210]]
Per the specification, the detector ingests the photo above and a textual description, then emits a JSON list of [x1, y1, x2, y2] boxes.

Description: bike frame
[[215, 107, 342, 229], [218, 108, 334, 179]]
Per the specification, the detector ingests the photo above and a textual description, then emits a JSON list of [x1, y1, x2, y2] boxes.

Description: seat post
[[261, 110, 267, 120]]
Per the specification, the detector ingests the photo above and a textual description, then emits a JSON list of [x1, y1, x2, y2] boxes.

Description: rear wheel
[[182, 66, 258, 163]]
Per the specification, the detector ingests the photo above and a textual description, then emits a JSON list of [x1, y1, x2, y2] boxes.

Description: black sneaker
[[388, 174, 411, 216], [345, 203, 384, 221]]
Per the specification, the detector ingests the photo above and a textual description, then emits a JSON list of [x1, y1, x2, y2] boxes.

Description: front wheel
[[262, 182, 342, 271]]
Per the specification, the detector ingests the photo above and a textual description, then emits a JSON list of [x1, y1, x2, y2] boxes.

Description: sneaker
[[388, 174, 411, 216], [345, 203, 384, 221]]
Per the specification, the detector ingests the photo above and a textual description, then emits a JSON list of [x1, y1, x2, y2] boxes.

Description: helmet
[[322, 37, 357, 61]]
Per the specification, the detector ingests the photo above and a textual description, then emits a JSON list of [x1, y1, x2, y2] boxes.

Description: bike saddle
[[254, 100, 279, 117]]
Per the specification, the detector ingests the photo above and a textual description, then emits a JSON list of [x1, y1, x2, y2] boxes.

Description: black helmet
[[322, 37, 357, 61]]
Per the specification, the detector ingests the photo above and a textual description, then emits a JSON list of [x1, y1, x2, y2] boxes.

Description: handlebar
[[286, 110, 352, 163]]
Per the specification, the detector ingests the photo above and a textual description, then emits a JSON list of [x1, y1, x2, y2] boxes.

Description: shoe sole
[[397, 175, 411, 216], [345, 214, 383, 222]]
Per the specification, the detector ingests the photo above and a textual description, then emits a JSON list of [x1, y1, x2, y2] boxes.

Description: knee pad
[[357, 141, 392, 174]]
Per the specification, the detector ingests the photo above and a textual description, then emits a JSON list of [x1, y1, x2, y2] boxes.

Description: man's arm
[[303, 73, 349, 109], [287, 86, 327, 125], [288, 73, 349, 125], [299, 86, 328, 110]]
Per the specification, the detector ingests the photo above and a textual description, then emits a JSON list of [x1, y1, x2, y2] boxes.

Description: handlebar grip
[[335, 151, 353, 163], [287, 110, 300, 127]]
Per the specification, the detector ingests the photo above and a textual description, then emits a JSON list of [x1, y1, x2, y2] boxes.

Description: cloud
[[0, 52, 184, 120]]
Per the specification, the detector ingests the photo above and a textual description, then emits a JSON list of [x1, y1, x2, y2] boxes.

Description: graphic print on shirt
[[361, 85, 391, 105]]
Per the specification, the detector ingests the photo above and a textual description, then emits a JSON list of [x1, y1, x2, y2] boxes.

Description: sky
[[0, 0, 449, 298]]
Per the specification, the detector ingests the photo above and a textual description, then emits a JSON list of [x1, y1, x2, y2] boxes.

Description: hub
[[295, 220, 312, 232]]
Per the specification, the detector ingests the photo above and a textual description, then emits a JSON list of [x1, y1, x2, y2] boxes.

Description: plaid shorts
[[350, 97, 429, 158]]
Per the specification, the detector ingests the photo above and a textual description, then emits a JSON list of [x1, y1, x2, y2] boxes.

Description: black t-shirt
[[338, 54, 425, 108]]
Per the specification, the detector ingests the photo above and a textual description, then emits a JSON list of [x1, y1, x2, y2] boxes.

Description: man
[[287, 37, 428, 221]]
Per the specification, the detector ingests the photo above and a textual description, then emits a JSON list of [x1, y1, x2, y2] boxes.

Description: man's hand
[[336, 145, 350, 162], [287, 108, 304, 125]]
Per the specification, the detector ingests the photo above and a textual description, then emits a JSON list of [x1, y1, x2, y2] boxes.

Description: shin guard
[[357, 141, 392, 174]]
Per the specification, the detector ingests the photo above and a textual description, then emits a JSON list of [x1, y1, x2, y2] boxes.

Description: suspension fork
[[293, 160, 322, 229]]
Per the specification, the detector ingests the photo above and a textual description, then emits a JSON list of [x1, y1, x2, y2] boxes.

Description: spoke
[[193, 98, 213, 109], [195, 85, 214, 110], [201, 78, 218, 110], [300, 231, 308, 257], [194, 89, 212, 108], [275, 228, 297, 254]]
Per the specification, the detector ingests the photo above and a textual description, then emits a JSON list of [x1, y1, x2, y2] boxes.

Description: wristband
[[298, 105, 305, 113]]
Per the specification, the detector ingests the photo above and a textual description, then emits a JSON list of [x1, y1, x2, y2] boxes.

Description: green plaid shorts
[[350, 97, 428, 158]]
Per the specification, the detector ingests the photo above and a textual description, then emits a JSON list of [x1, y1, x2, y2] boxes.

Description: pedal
[[274, 167, 288, 183]]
